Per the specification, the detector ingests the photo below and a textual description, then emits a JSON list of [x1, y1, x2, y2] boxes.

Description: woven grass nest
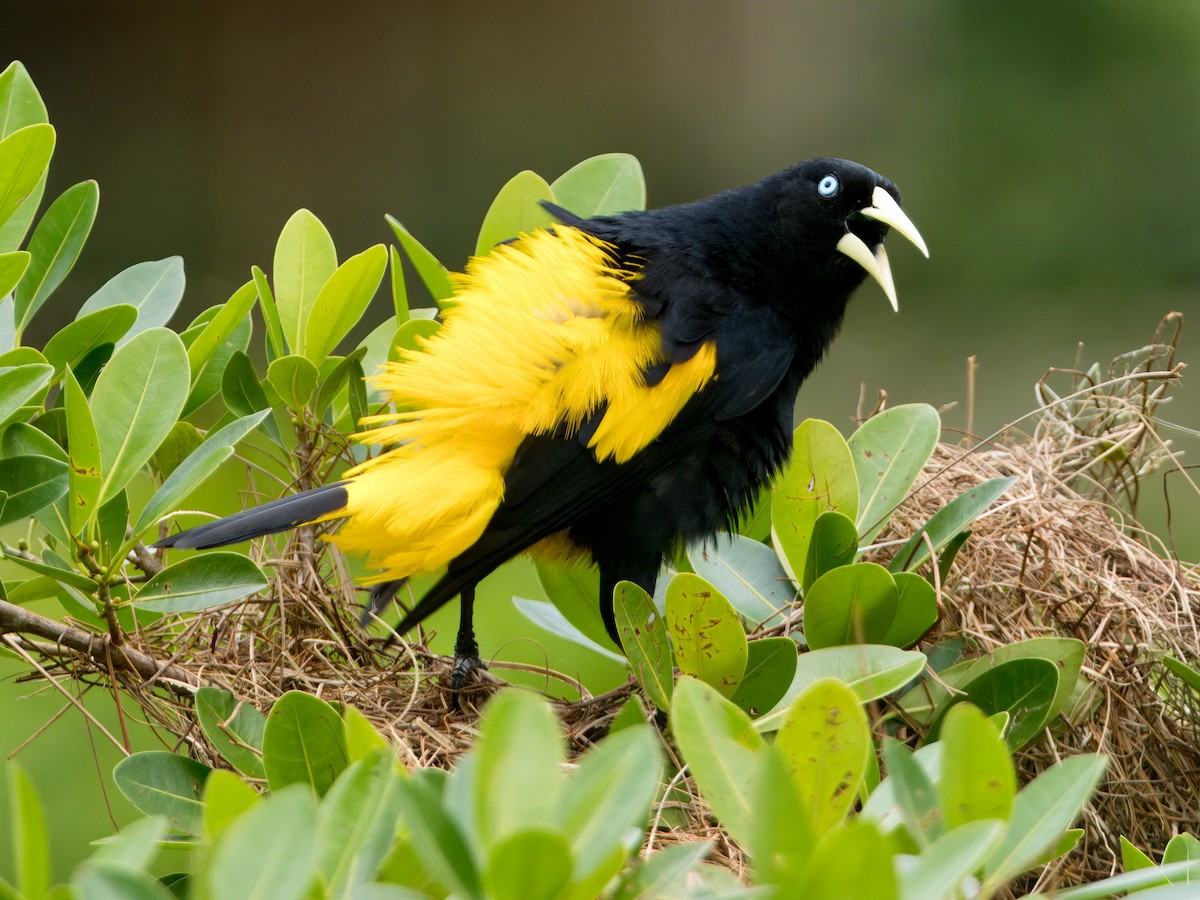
[[16, 315, 1199, 888]]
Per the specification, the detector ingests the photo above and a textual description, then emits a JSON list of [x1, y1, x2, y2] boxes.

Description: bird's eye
[[817, 174, 840, 198]]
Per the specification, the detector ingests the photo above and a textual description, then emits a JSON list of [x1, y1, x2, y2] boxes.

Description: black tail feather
[[154, 482, 350, 550]]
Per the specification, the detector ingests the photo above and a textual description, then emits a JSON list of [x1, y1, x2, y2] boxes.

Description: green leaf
[[302, 244, 387, 362], [0, 455, 68, 525], [512, 597, 625, 662], [772, 418, 858, 585], [849, 403, 940, 546], [135, 410, 270, 535], [132, 552, 269, 612], [0, 250, 29, 297], [398, 770, 482, 900], [251, 264, 286, 360], [1121, 835, 1157, 872], [273, 209, 337, 354], [746, 744, 813, 889], [262, 690, 350, 796], [343, 704, 390, 761], [981, 753, 1106, 888], [614, 580, 673, 711], [386, 215, 453, 303], [63, 367, 102, 534], [803, 562, 899, 650], [313, 346, 368, 418], [1163, 833, 1200, 877], [687, 531, 794, 629], [947, 656, 1059, 750], [666, 572, 748, 697], [1163, 655, 1200, 693], [42, 304, 136, 375], [899, 819, 1005, 900], [609, 696, 648, 735], [91, 815, 166, 873], [610, 842, 712, 900], [938, 703, 1015, 830], [13, 180, 98, 336], [880, 571, 938, 647], [1052, 864, 1200, 900], [91, 328, 188, 508], [77, 258, 186, 345], [71, 860, 175, 900], [112, 751, 211, 833], [0, 124, 54, 232], [316, 750, 405, 893], [390, 316, 440, 362], [475, 170, 556, 257], [482, 827, 573, 900], [756, 645, 926, 732], [889, 476, 1017, 572], [535, 559, 616, 652], [798, 819, 898, 900], [0, 544, 97, 592], [184, 279, 258, 380], [149, 421, 203, 482], [181, 309, 252, 418], [0, 362, 53, 426], [473, 689, 565, 847], [195, 687, 267, 779], [775, 677, 870, 837], [389, 244, 410, 324], [202, 768, 261, 843], [880, 738, 941, 844], [267, 354, 320, 409], [210, 785, 318, 900], [669, 677, 764, 844], [0, 63, 48, 140], [550, 153, 646, 217], [728, 636, 798, 717], [803, 510, 859, 592], [7, 761, 50, 900], [937, 529, 972, 582]]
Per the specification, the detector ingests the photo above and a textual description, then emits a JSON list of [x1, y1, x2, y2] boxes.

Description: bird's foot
[[449, 653, 487, 692]]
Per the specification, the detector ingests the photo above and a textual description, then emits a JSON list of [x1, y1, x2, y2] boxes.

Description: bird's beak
[[836, 185, 928, 312]]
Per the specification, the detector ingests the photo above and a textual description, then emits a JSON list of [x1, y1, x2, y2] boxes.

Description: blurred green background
[[3, 0, 1199, 882]]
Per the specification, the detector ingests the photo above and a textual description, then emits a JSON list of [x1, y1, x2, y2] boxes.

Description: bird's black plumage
[[156, 158, 926, 687]]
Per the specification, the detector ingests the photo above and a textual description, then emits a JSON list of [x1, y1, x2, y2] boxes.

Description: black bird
[[155, 158, 927, 686]]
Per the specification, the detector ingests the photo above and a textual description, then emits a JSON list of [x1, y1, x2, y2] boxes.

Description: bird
[[154, 158, 927, 688]]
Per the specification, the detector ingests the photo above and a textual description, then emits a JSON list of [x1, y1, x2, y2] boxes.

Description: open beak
[[836, 185, 928, 312]]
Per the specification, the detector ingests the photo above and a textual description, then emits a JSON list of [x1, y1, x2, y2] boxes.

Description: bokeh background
[[3, 0, 1199, 881]]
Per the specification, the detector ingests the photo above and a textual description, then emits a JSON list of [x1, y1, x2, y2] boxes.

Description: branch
[[0, 598, 197, 692]]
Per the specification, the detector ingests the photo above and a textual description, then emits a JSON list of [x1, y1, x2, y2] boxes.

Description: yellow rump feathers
[[330, 226, 717, 582]]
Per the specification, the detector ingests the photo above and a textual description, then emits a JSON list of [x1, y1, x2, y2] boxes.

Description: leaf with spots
[[665, 572, 748, 698]]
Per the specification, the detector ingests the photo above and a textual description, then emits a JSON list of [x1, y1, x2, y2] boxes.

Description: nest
[[5, 315, 1197, 889]]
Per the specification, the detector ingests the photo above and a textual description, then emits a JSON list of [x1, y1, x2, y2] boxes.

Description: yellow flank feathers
[[328, 226, 718, 582]]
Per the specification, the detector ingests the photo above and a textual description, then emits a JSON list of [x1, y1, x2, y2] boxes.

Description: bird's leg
[[598, 559, 661, 651], [450, 584, 485, 690]]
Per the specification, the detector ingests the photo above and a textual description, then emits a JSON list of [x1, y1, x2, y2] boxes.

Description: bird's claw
[[450, 654, 487, 691]]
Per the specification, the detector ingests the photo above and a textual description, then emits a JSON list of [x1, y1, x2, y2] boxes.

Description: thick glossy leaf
[[274, 209, 337, 354], [399, 770, 482, 899], [938, 703, 1015, 829], [185, 279, 257, 379], [13, 180, 98, 335], [772, 418, 858, 584], [7, 761, 50, 900], [880, 572, 939, 647], [889, 475, 1017, 572], [666, 572, 748, 697], [0, 362, 52, 426], [91, 814, 166, 871], [316, 750, 405, 893], [610, 842, 713, 900], [747, 744, 813, 888], [133, 552, 268, 612], [91, 328, 188, 507], [899, 819, 1005, 900], [849, 403, 940, 546], [195, 686, 267, 779], [262, 690, 350, 796], [135, 410, 270, 534], [202, 768, 260, 843], [775, 677, 870, 837], [614, 580, 673, 710], [473, 689, 565, 847], [1053, 864, 1200, 900], [1163, 832, 1200, 875], [389, 244, 410, 323], [0, 455, 67, 525], [475, 170, 556, 257], [1164, 655, 1200, 693], [0, 124, 54, 231], [798, 819, 898, 900], [512, 597, 625, 662], [210, 785, 318, 900], [150, 421, 203, 482], [77, 258, 185, 344], [386, 215, 453, 302], [534, 559, 615, 651], [757, 645, 926, 732], [803, 562, 899, 650], [687, 531, 794, 628], [221, 350, 284, 446], [63, 367, 102, 533], [0, 250, 29, 297], [267, 353, 319, 409], [803, 510, 858, 592], [71, 859, 175, 900], [0, 63, 48, 139], [948, 657, 1059, 749], [670, 677, 764, 843], [42, 304, 136, 375], [182, 310, 252, 417], [0, 544, 96, 592], [1121, 835, 1157, 872], [303, 243, 387, 362], [880, 738, 941, 844], [937, 529, 972, 582], [313, 346, 368, 418], [482, 827, 573, 900], [343, 704, 390, 761], [112, 751, 211, 833], [390, 316, 440, 362], [251, 264, 286, 359], [981, 754, 1106, 887], [550, 153, 646, 217], [729, 636, 798, 717]]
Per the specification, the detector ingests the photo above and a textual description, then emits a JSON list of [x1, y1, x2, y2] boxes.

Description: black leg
[[598, 557, 662, 650], [450, 584, 486, 690]]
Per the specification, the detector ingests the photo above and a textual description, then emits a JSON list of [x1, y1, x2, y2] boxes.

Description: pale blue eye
[[818, 174, 840, 197]]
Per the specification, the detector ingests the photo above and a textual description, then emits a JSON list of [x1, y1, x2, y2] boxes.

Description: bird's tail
[[153, 482, 350, 550]]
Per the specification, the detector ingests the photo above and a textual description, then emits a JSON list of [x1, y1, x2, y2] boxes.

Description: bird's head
[[771, 158, 928, 311]]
